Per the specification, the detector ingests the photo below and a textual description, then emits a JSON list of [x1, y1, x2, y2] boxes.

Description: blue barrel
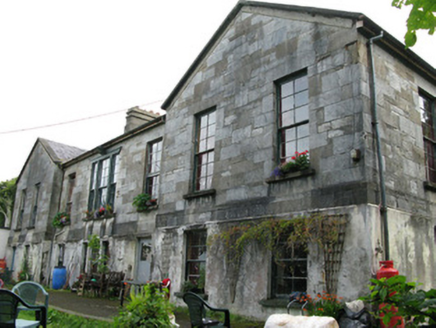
[[52, 266, 67, 290]]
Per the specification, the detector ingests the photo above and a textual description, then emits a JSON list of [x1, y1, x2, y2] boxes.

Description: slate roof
[[39, 138, 86, 163]]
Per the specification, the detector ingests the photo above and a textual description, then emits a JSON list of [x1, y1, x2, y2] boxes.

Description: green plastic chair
[[183, 292, 230, 328], [11, 281, 48, 327], [0, 289, 47, 328]]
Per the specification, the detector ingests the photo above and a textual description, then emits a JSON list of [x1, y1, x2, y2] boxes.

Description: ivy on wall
[[209, 214, 348, 302]]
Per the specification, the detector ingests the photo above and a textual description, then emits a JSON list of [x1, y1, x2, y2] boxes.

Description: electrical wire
[[0, 100, 164, 135]]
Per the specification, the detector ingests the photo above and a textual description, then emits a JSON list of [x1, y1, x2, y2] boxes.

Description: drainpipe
[[368, 31, 389, 261]]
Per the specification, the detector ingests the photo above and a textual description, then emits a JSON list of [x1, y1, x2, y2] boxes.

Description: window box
[[183, 189, 216, 200], [132, 193, 158, 212], [266, 168, 315, 184]]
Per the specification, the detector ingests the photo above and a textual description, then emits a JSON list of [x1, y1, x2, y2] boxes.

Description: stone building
[[6, 1, 436, 321], [154, 1, 436, 319], [7, 138, 85, 282]]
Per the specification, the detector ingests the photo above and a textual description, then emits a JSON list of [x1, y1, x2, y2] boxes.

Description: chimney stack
[[124, 106, 160, 133]]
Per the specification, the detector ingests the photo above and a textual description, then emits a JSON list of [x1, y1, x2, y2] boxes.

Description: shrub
[[114, 283, 174, 327], [300, 291, 344, 320], [132, 193, 157, 212], [271, 151, 310, 177], [360, 275, 436, 327], [52, 212, 70, 228]]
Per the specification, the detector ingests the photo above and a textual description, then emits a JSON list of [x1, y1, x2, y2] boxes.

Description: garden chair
[[11, 281, 49, 327], [183, 292, 230, 328], [0, 289, 47, 328]]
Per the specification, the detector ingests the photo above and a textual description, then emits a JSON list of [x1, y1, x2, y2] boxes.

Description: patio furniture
[[104, 271, 124, 297], [0, 289, 47, 328], [11, 281, 49, 326], [183, 292, 230, 328], [287, 291, 308, 315]]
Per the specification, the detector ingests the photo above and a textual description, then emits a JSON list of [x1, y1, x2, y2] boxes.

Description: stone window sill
[[137, 205, 158, 212], [183, 189, 216, 200], [26, 225, 35, 230], [83, 213, 116, 222], [259, 298, 305, 309], [265, 168, 315, 184], [424, 181, 436, 192]]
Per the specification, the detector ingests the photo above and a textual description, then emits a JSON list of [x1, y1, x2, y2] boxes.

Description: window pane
[[209, 111, 216, 125], [285, 127, 296, 141], [295, 90, 308, 107], [100, 159, 110, 187], [297, 124, 309, 138], [186, 231, 207, 285], [281, 96, 294, 112], [296, 105, 309, 122], [207, 136, 215, 150], [208, 151, 214, 163], [298, 137, 309, 153], [209, 123, 216, 137], [295, 76, 308, 93], [285, 141, 296, 160], [195, 111, 215, 191], [282, 110, 294, 127], [277, 72, 310, 167], [273, 243, 307, 297], [281, 81, 294, 97], [200, 115, 208, 129], [200, 127, 207, 141], [199, 140, 207, 153]]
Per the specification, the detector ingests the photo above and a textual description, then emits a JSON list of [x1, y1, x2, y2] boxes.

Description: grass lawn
[[19, 307, 265, 327]]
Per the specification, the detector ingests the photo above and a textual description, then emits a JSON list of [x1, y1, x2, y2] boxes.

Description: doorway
[[136, 238, 152, 283]]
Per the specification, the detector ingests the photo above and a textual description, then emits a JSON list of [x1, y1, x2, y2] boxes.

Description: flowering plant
[[94, 204, 113, 218], [52, 212, 70, 228], [272, 150, 310, 177], [299, 291, 344, 320], [133, 193, 158, 212]]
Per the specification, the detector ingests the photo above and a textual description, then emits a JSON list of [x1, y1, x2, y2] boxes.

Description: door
[[136, 238, 152, 283]]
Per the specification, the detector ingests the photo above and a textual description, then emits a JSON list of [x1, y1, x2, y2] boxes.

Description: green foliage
[[210, 215, 347, 299], [392, 0, 436, 47], [18, 254, 31, 282], [211, 215, 346, 267], [271, 151, 310, 177], [114, 283, 174, 328], [300, 291, 344, 320], [88, 234, 101, 252], [87, 234, 109, 274], [45, 308, 113, 328], [52, 212, 70, 228], [360, 275, 436, 327], [0, 177, 17, 228], [132, 193, 157, 212]]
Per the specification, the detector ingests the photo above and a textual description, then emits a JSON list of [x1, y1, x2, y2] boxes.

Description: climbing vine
[[210, 214, 348, 301]]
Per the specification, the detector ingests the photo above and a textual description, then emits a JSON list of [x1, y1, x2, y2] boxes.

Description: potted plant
[[52, 212, 70, 228], [271, 150, 310, 177], [133, 193, 157, 212], [87, 204, 114, 219]]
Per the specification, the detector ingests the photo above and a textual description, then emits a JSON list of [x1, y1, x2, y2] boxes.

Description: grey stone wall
[[156, 5, 436, 320], [159, 7, 368, 226], [55, 122, 164, 281], [7, 142, 62, 281]]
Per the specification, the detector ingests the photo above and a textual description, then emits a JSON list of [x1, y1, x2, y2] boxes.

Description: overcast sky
[[0, 0, 434, 182]]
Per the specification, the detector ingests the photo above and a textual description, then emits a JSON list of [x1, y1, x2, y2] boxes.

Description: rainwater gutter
[[368, 31, 389, 261]]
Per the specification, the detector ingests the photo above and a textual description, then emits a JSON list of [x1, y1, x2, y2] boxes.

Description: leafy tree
[[392, 0, 436, 47], [0, 178, 17, 228]]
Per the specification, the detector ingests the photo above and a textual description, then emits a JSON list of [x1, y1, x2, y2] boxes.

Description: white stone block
[[264, 314, 339, 328]]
